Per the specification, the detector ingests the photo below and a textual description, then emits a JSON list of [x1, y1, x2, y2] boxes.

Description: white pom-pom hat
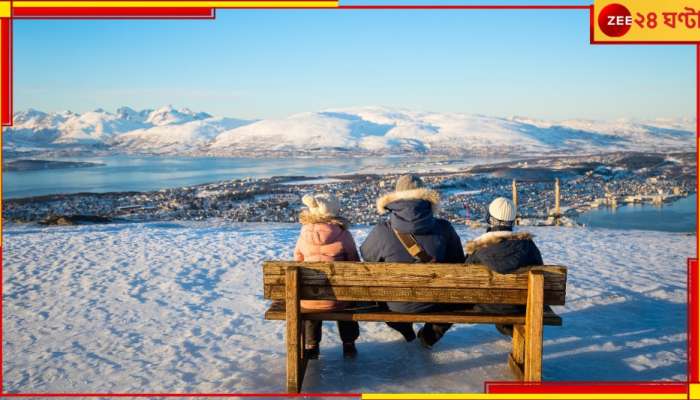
[[488, 197, 516, 223], [302, 193, 341, 218]]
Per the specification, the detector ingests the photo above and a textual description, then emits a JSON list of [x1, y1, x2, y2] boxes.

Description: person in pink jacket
[[294, 193, 361, 359]]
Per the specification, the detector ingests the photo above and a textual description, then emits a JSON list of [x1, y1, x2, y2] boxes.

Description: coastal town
[[3, 152, 695, 227]]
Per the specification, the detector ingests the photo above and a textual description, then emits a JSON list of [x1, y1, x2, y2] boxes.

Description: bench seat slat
[[264, 262, 567, 291], [265, 284, 566, 305], [264, 301, 562, 326]]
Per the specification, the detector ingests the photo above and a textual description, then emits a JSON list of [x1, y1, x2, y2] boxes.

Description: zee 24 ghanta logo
[[598, 3, 700, 37]]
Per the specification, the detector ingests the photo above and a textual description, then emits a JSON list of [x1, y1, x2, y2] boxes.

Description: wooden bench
[[263, 261, 567, 393]]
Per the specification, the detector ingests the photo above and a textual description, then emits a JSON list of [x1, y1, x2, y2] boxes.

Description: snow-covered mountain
[[3, 105, 695, 156], [209, 110, 432, 153], [4, 105, 238, 151], [54, 109, 150, 145], [115, 117, 251, 154], [144, 105, 212, 126]]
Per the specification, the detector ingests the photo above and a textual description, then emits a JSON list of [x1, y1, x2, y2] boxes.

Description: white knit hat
[[302, 193, 341, 218], [488, 197, 516, 223]]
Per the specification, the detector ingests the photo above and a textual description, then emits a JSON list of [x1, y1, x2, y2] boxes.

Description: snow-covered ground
[[2, 222, 693, 393]]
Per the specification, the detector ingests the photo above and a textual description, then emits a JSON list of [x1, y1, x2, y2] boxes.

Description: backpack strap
[[392, 228, 436, 263]]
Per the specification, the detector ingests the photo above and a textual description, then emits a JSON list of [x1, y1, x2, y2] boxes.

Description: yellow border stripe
[[13, 1, 338, 7], [0, 2, 10, 17], [691, 383, 700, 400], [362, 394, 687, 400]]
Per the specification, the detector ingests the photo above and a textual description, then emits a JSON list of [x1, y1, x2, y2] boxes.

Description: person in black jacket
[[464, 197, 543, 336], [464, 197, 543, 273], [360, 174, 465, 348]]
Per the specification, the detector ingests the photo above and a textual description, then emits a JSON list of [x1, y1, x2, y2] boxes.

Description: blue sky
[[13, 5, 696, 120]]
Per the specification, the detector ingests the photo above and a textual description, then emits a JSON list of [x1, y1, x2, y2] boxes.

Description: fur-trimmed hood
[[299, 209, 349, 230], [465, 231, 534, 255], [376, 188, 440, 215]]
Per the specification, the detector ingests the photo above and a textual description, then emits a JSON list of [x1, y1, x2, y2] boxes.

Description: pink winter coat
[[294, 211, 360, 311]]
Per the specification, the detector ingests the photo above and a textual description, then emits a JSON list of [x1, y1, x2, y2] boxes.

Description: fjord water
[[2, 154, 497, 199], [576, 194, 696, 233]]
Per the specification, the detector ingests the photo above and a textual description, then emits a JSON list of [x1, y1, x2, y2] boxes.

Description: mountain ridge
[[4, 105, 694, 157]]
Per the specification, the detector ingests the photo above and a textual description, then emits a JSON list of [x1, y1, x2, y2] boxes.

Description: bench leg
[[508, 324, 525, 380], [300, 321, 306, 362], [524, 271, 544, 382], [286, 267, 305, 393], [299, 321, 308, 379]]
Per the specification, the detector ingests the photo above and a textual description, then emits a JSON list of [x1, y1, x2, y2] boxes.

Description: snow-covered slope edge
[[2, 222, 691, 392]]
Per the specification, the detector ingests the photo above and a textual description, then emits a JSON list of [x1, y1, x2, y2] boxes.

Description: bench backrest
[[263, 262, 567, 305]]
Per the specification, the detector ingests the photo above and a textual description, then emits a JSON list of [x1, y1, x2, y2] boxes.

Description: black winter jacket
[[464, 231, 543, 274]]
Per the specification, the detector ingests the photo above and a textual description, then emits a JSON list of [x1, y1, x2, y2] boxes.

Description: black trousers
[[384, 303, 470, 345], [386, 321, 452, 344], [304, 320, 360, 347]]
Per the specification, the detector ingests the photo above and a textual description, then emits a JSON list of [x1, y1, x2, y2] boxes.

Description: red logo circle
[[598, 3, 632, 37]]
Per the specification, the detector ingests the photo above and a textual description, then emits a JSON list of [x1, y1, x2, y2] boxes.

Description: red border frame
[[1, 18, 11, 125], [484, 381, 690, 394], [0, 3, 698, 398], [690, 258, 698, 383], [12, 7, 217, 18]]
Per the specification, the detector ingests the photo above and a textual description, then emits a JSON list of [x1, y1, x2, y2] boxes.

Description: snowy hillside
[[4, 106, 230, 150], [144, 105, 211, 126], [115, 117, 251, 154], [3, 105, 695, 156], [2, 222, 691, 392]]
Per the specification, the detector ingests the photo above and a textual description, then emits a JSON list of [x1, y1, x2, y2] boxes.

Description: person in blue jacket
[[360, 174, 465, 348]]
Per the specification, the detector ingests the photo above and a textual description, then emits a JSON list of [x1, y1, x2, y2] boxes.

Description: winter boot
[[304, 345, 320, 360], [343, 342, 358, 359], [495, 324, 514, 337]]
